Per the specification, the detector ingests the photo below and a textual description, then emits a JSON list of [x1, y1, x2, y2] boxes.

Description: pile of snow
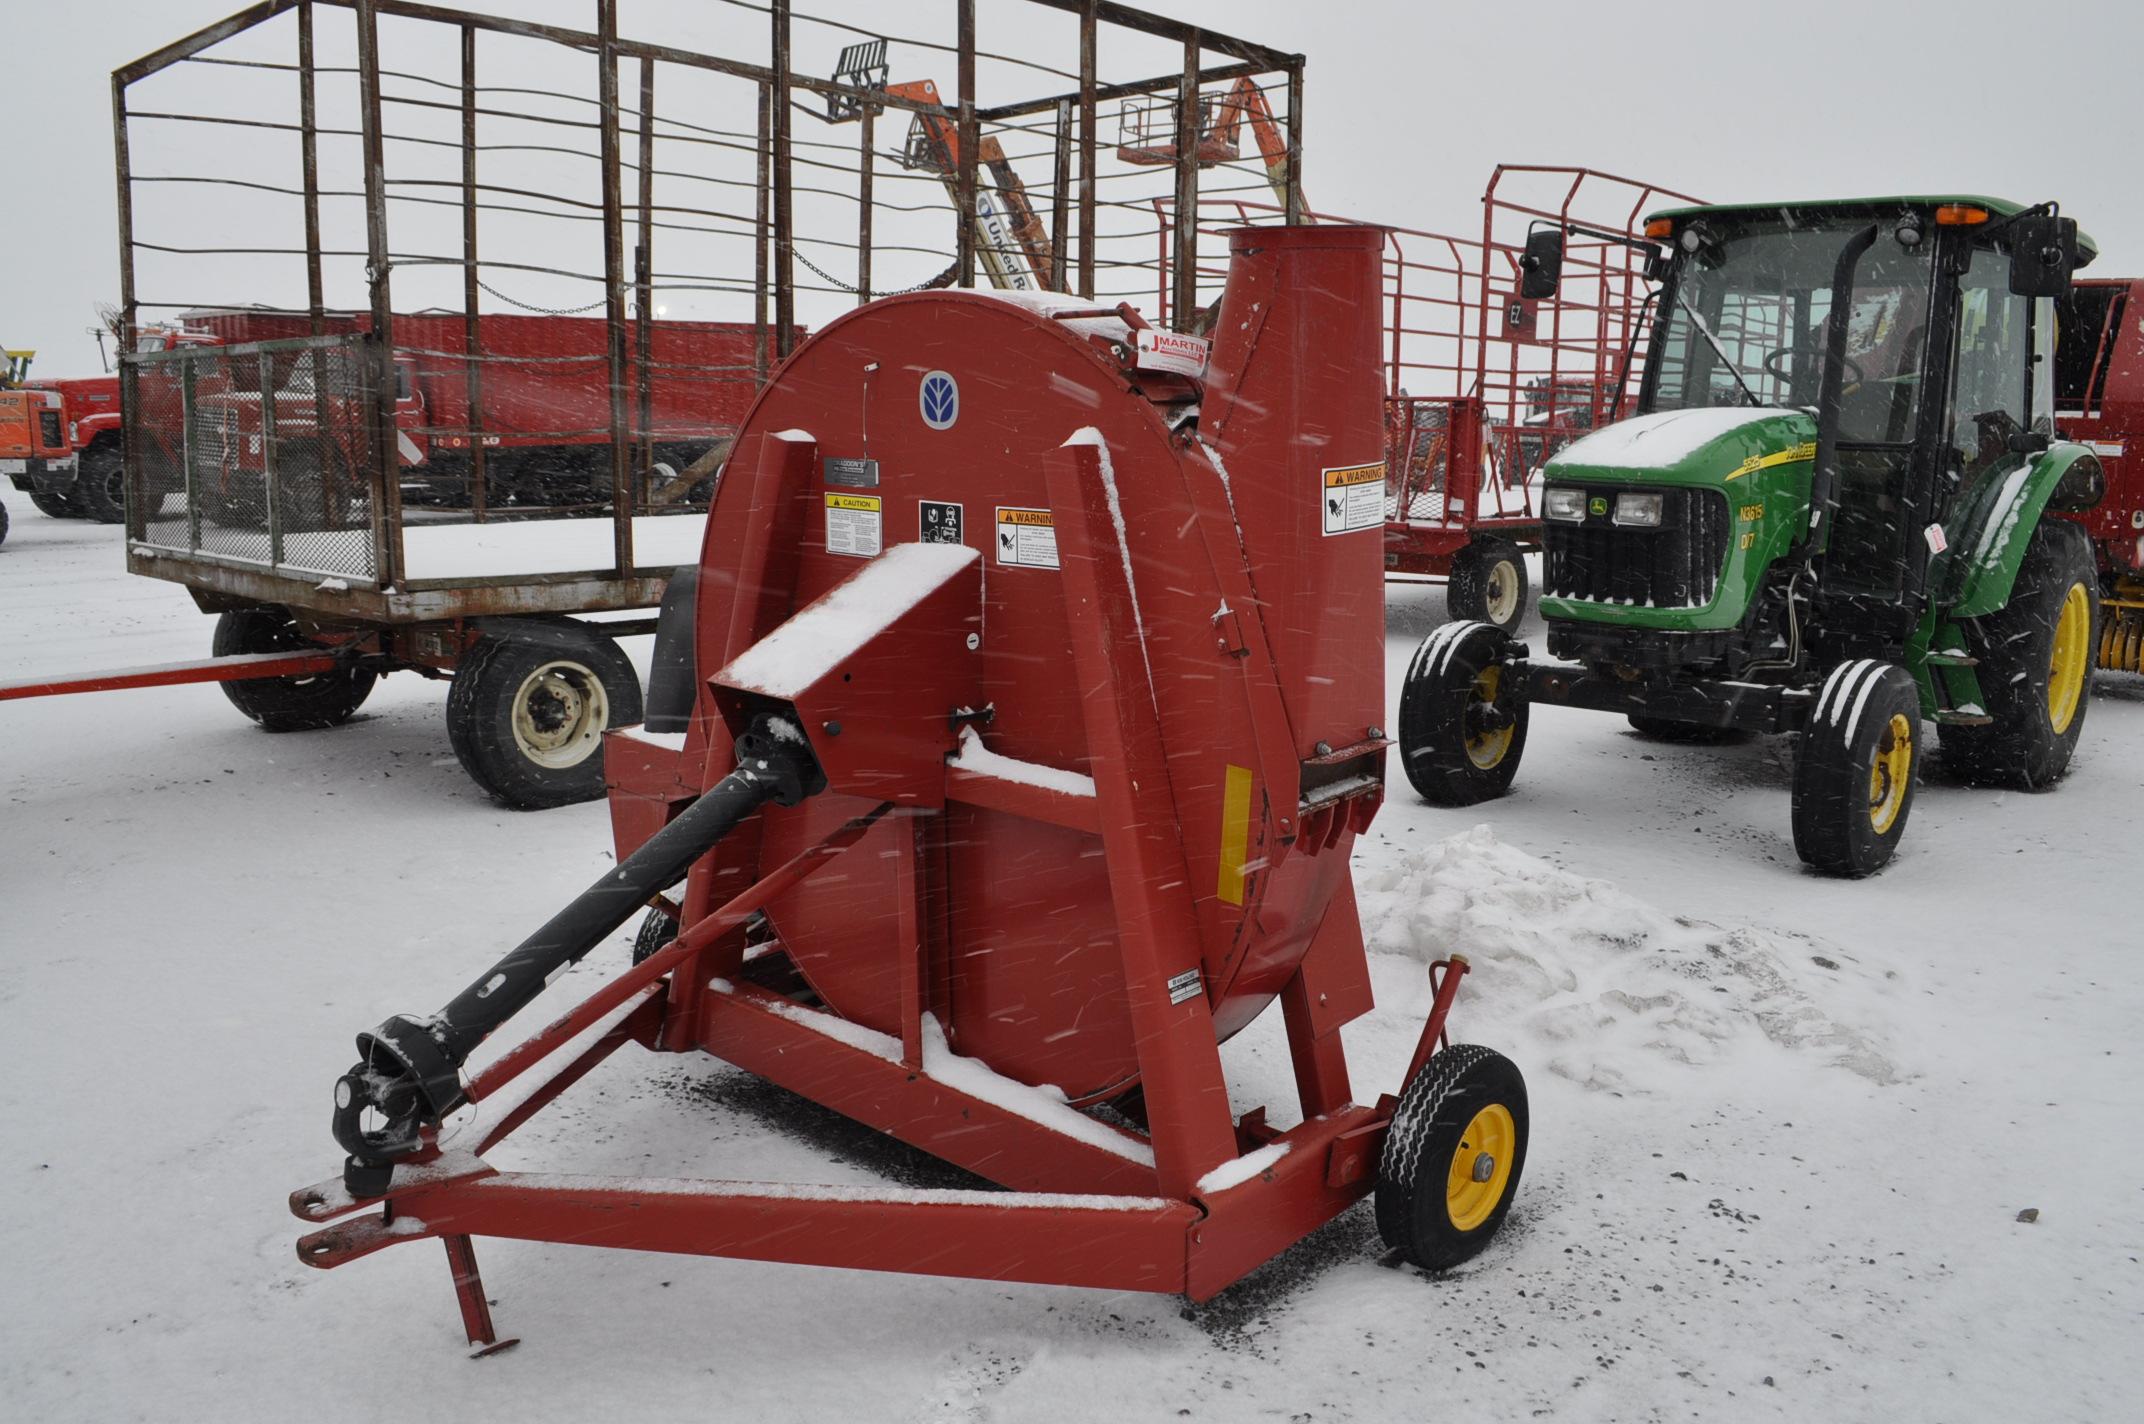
[[1356, 826, 1899, 1093]]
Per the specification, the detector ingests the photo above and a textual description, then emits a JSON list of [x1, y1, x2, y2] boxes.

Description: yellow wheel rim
[[2048, 582, 2090, 734], [1445, 1103, 1516, 1232], [1463, 665, 1514, 770], [1867, 712, 1913, 835]]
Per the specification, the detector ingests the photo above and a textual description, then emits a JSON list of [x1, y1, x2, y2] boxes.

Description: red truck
[[10, 311, 766, 525], [182, 309, 763, 516], [2055, 276, 2144, 671]]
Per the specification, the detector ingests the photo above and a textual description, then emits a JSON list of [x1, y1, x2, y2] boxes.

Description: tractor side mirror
[[1519, 228, 1565, 301], [2009, 215, 2079, 297]]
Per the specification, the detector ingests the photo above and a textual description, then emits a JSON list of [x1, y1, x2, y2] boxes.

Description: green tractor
[[1398, 197, 2106, 876]]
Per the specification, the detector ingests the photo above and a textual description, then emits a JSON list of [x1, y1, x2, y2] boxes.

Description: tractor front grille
[[1544, 487, 1731, 609]]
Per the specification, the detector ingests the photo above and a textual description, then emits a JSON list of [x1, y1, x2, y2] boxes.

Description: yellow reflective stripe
[[1723, 441, 1816, 481], [1216, 764, 1254, 906]]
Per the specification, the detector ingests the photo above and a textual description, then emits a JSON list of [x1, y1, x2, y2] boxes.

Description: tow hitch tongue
[[329, 714, 826, 1196]]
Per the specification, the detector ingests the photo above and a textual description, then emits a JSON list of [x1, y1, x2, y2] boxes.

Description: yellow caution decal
[[1216, 764, 1254, 906]]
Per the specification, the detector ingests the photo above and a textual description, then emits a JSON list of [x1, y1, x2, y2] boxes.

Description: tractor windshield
[[1647, 217, 1935, 444]]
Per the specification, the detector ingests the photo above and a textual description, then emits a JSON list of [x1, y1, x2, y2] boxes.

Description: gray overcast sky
[[8, 0, 2142, 375]]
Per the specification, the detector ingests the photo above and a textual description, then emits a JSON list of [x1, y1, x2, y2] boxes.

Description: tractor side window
[[1949, 246, 2031, 482], [395, 364, 414, 402]]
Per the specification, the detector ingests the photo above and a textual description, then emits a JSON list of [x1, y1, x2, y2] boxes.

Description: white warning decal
[[1321, 461, 1384, 536], [825, 492, 882, 558], [994, 506, 1059, 569]]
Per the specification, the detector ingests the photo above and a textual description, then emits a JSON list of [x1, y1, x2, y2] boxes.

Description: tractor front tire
[[75, 442, 127, 524], [213, 605, 376, 732], [1791, 659, 1920, 877], [632, 907, 680, 966], [1446, 538, 1529, 634], [447, 620, 644, 810], [1376, 1044, 1529, 1272], [1940, 519, 2099, 790], [1397, 620, 1527, 806]]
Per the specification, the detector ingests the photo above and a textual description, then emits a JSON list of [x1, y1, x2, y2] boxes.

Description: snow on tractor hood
[[1547, 406, 1819, 486]]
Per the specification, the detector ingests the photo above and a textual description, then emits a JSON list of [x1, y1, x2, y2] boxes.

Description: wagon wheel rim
[[1484, 558, 1521, 626], [510, 660, 609, 769]]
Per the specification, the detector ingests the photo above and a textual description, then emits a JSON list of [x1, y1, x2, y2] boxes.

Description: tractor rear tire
[[1397, 621, 1527, 806], [1939, 519, 2099, 790], [1376, 1044, 1529, 1272], [1790, 660, 1920, 877], [1625, 714, 1746, 744], [1446, 538, 1529, 634], [212, 605, 376, 732], [447, 620, 644, 810], [27, 484, 79, 519], [0, 498, 9, 546], [74, 442, 127, 524]]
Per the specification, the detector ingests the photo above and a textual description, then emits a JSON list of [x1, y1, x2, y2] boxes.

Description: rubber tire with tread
[[1625, 713, 1746, 744], [1446, 537, 1530, 634], [1791, 659, 1919, 877], [212, 604, 376, 731], [632, 908, 679, 966], [1939, 518, 2098, 790], [74, 441, 127, 524], [27, 484, 79, 519], [1376, 1044, 1529, 1272], [1397, 620, 1528, 806], [447, 620, 644, 810]]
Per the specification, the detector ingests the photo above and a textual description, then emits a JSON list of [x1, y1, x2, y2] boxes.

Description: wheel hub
[[510, 661, 609, 769]]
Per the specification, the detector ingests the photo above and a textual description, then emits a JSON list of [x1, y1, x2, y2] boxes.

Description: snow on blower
[[291, 224, 1530, 1346]]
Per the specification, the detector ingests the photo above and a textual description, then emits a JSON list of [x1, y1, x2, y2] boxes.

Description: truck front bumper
[[3, 455, 78, 492]]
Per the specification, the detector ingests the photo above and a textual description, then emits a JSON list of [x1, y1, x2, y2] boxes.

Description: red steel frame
[[1156, 166, 1700, 578], [290, 429, 1476, 1345]]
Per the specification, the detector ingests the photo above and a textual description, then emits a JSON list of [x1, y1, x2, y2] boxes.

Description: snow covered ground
[[3, 487, 2140, 1422]]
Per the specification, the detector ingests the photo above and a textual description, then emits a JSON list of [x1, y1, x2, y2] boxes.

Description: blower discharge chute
[[296, 226, 1529, 1343]]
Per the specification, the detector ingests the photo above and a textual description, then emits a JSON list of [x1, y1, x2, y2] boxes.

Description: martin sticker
[[824, 456, 880, 488], [1134, 327, 1210, 377], [824, 492, 882, 557], [920, 370, 959, 430], [920, 500, 965, 545], [1165, 967, 1204, 1006], [1320, 461, 1385, 536], [994, 506, 1059, 568]]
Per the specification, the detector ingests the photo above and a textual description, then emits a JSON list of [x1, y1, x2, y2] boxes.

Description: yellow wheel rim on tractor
[[2048, 582, 2090, 734], [1445, 1103, 1516, 1232], [1867, 712, 1913, 835], [1464, 665, 1514, 770]]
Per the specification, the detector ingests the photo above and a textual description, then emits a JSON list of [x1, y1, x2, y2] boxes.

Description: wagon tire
[[1446, 537, 1529, 634], [212, 604, 376, 731], [447, 620, 643, 810], [1940, 519, 2098, 789], [1376, 1044, 1529, 1271], [1791, 659, 1919, 877], [1397, 621, 1527, 806]]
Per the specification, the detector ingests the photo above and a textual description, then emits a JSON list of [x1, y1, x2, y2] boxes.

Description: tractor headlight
[[1613, 492, 1665, 528], [1544, 486, 1588, 523]]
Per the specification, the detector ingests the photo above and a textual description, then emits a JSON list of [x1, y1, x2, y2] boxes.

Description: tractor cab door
[[1928, 242, 2043, 591]]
